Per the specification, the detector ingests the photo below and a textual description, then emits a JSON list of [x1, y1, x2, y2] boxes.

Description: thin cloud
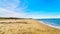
[[0, 0, 27, 18], [0, 8, 27, 18]]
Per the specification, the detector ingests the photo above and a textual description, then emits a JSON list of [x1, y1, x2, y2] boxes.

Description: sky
[[0, 0, 60, 19]]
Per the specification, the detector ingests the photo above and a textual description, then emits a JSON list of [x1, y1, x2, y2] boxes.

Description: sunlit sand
[[0, 19, 60, 34]]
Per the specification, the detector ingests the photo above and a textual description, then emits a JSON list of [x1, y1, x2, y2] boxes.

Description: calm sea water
[[36, 19, 60, 29]]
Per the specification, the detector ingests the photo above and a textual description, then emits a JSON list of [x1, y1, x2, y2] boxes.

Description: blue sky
[[0, 0, 60, 18]]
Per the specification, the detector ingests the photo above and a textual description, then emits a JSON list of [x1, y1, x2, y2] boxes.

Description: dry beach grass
[[0, 19, 60, 34]]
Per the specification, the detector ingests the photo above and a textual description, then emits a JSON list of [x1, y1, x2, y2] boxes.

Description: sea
[[36, 18, 60, 29]]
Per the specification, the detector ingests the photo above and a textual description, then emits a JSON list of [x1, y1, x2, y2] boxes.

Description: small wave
[[38, 21, 60, 29]]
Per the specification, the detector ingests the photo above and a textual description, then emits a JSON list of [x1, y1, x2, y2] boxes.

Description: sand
[[0, 19, 60, 34]]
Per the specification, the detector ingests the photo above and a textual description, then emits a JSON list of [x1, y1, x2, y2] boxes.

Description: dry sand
[[0, 19, 60, 34]]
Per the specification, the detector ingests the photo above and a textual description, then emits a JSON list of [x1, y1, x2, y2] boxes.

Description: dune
[[0, 19, 60, 34]]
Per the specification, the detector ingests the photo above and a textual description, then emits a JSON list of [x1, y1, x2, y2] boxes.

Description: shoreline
[[0, 19, 60, 34], [37, 21, 60, 29]]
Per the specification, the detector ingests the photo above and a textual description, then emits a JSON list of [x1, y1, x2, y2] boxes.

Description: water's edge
[[35, 19, 60, 29]]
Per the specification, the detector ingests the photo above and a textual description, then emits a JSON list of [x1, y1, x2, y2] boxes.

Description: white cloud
[[0, 8, 27, 18], [0, 0, 59, 18], [26, 13, 60, 19], [0, 0, 28, 18], [0, 0, 19, 9]]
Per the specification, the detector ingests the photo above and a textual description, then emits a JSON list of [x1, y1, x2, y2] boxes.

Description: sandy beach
[[0, 19, 60, 34]]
